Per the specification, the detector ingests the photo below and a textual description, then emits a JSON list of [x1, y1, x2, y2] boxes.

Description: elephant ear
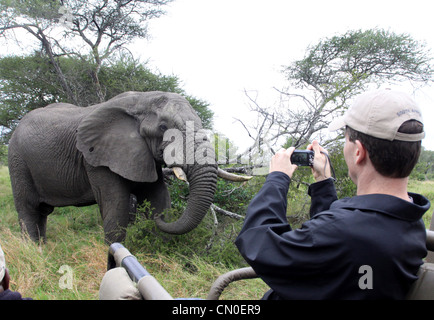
[[76, 105, 157, 183]]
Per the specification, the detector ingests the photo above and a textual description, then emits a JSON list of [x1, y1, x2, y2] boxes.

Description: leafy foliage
[[0, 54, 60, 141], [287, 29, 433, 91], [124, 176, 262, 268], [411, 148, 434, 181], [0, 54, 214, 143], [124, 203, 246, 268], [244, 29, 434, 153], [0, 0, 174, 103]]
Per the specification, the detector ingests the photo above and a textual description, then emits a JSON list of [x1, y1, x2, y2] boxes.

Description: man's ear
[[354, 140, 368, 165]]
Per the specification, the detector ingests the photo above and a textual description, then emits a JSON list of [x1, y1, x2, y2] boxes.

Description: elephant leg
[[9, 157, 53, 242], [85, 165, 131, 244], [17, 205, 50, 243], [135, 169, 171, 219]]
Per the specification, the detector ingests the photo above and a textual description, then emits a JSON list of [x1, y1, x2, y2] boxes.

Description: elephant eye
[[159, 124, 168, 132]]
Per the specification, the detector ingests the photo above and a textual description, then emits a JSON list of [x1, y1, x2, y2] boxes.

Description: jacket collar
[[331, 193, 431, 222]]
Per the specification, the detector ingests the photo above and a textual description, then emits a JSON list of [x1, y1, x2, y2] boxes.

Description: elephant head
[[76, 91, 218, 235]]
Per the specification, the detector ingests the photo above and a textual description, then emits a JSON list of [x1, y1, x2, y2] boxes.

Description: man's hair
[[346, 120, 423, 178]]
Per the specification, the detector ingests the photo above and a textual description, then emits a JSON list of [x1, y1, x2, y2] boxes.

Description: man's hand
[[307, 140, 331, 182], [269, 148, 298, 178]]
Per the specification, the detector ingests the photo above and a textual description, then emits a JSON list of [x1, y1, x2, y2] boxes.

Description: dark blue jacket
[[0, 289, 32, 300], [235, 172, 431, 299]]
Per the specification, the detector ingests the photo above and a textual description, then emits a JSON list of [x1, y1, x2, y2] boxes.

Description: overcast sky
[[1, 0, 432, 151], [135, 0, 434, 151]]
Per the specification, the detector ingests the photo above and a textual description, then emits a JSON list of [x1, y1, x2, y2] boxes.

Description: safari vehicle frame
[[106, 223, 434, 300]]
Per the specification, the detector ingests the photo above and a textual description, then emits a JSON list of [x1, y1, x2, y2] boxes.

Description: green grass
[[1, 165, 432, 300], [408, 179, 434, 228], [0, 166, 268, 300]]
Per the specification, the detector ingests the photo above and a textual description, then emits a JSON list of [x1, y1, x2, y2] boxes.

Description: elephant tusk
[[217, 168, 252, 182], [172, 167, 188, 183]]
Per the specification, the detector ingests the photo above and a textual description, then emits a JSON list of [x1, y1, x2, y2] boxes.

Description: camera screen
[[291, 151, 313, 166], [292, 154, 307, 162]]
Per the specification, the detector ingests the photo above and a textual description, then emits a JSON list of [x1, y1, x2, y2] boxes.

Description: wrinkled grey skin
[[8, 91, 218, 243]]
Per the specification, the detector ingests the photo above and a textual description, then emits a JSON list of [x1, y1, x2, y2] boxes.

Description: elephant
[[7, 91, 220, 244]]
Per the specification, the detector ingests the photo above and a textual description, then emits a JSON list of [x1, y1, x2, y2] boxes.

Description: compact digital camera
[[290, 150, 314, 167]]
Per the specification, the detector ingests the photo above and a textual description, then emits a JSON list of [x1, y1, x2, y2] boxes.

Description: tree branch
[[211, 204, 243, 220]]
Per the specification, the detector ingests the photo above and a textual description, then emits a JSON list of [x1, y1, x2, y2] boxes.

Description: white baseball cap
[[0, 244, 5, 282], [329, 89, 425, 141]]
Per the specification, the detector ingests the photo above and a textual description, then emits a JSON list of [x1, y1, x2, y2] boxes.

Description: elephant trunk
[[155, 163, 218, 234], [155, 128, 218, 234]]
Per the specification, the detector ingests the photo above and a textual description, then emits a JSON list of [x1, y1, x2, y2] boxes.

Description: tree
[[0, 54, 214, 143], [0, 0, 216, 140], [0, 0, 173, 104], [97, 56, 214, 128], [411, 148, 434, 180], [0, 53, 60, 141], [239, 29, 434, 153]]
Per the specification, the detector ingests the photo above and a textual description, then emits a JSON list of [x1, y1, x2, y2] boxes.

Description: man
[[0, 244, 31, 300], [235, 89, 431, 299]]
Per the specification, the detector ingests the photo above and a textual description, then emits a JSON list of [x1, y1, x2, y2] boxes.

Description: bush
[[124, 196, 248, 269], [0, 145, 7, 166], [123, 173, 268, 268]]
